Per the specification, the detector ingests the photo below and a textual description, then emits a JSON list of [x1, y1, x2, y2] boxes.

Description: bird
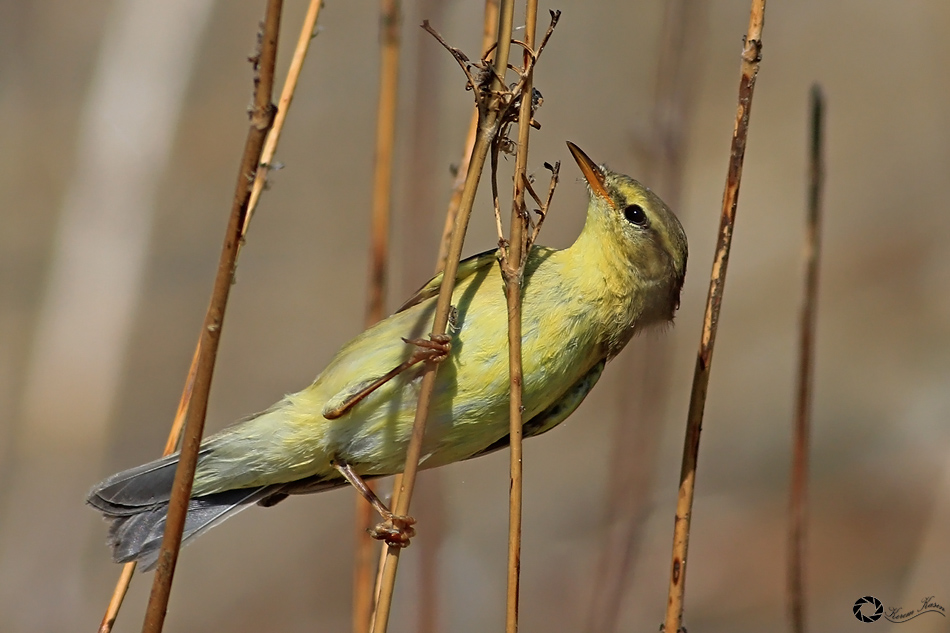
[[88, 142, 688, 570]]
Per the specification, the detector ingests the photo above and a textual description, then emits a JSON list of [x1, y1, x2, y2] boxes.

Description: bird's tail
[[87, 452, 277, 571]]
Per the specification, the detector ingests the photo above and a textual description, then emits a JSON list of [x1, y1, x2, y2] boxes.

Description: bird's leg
[[322, 308, 458, 420], [331, 459, 416, 547]]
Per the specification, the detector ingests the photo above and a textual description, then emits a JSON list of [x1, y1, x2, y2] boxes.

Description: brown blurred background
[[2, 1, 950, 632]]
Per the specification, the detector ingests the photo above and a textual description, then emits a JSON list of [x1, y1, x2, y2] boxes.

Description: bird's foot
[[322, 318, 456, 420], [369, 514, 417, 548], [332, 459, 417, 547], [402, 332, 452, 365]]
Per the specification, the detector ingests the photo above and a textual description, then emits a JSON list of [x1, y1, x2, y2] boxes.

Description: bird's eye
[[623, 204, 648, 226]]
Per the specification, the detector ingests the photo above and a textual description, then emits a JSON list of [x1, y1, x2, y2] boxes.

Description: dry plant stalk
[[372, 3, 499, 628], [97, 2, 326, 630], [242, 0, 324, 238], [370, 6, 561, 632], [140, 2, 283, 631], [98, 344, 199, 633], [354, 1, 402, 631], [497, 0, 541, 630], [98, 3, 321, 630], [788, 84, 824, 633], [366, 0, 401, 323], [99, 562, 137, 633], [435, 0, 500, 273], [663, 1, 766, 632]]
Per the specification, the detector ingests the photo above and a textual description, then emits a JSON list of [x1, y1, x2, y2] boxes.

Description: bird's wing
[[396, 249, 499, 313], [316, 251, 499, 421], [465, 359, 607, 459]]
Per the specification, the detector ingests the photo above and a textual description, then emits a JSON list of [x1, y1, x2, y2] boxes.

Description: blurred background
[[2, 1, 949, 631]]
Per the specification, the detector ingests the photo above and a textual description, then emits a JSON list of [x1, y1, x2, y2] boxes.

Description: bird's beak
[[566, 141, 612, 204]]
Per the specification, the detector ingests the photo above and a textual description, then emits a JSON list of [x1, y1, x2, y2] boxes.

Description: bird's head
[[567, 141, 688, 321]]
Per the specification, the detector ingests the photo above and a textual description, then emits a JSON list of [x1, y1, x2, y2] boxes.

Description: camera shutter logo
[[854, 596, 884, 623]]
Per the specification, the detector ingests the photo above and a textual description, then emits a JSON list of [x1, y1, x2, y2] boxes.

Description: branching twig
[[788, 84, 824, 633], [523, 162, 558, 251], [140, 2, 282, 632], [369, 5, 559, 632], [435, 0, 499, 273], [420, 23, 483, 98], [421, 9, 558, 118], [663, 2, 766, 632]]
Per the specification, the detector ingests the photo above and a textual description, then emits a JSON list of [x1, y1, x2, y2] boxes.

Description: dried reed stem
[[162, 343, 202, 456], [383, 0, 499, 516], [435, 0, 500, 272], [98, 558, 136, 633], [354, 492, 381, 631], [98, 343, 199, 633], [368, 122, 492, 633], [140, 2, 282, 631], [243, 0, 324, 237], [369, 3, 523, 630], [366, 0, 401, 324], [401, 2, 452, 629], [371, 5, 499, 628], [354, 1, 402, 631], [663, 2, 765, 631], [500, 1, 539, 630], [99, 4, 320, 630], [788, 84, 824, 633]]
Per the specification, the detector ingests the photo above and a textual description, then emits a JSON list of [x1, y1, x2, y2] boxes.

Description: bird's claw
[[403, 333, 452, 364], [369, 514, 417, 547]]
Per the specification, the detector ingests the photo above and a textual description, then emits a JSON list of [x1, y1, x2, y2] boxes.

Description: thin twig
[[435, 0, 500, 273], [354, 1, 402, 630], [98, 342, 199, 633], [366, 0, 401, 326], [663, 2, 766, 632], [523, 163, 558, 250], [242, 0, 324, 238], [98, 556, 136, 633], [421, 11, 558, 120], [373, 4, 498, 627], [491, 137, 505, 244], [788, 84, 824, 633], [421, 26, 483, 94], [140, 2, 282, 632], [100, 5, 319, 629], [162, 343, 201, 455], [100, 3, 320, 630], [371, 5, 562, 632], [353, 477, 379, 633], [500, 0, 539, 630]]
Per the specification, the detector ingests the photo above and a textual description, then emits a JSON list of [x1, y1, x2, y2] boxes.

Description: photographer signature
[[885, 596, 946, 623]]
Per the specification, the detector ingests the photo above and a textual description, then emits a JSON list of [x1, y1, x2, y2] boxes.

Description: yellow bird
[[88, 142, 687, 569]]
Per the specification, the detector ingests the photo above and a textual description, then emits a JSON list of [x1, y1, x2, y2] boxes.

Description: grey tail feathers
[[88, 453, 349, 571], [87, 453, 277, 571]]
